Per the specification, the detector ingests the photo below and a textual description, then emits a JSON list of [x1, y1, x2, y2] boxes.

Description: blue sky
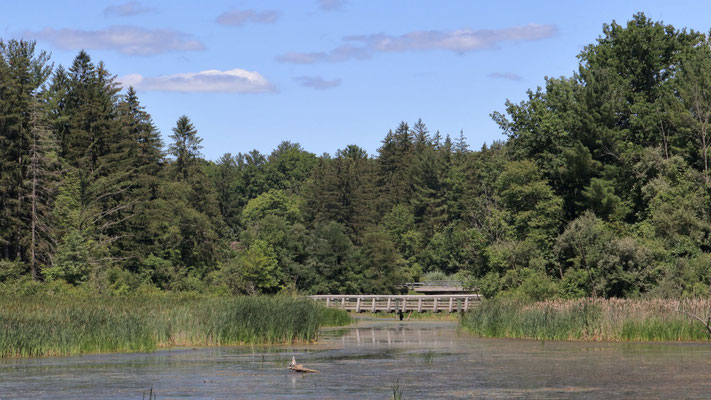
[[2, 1, 711, 160]]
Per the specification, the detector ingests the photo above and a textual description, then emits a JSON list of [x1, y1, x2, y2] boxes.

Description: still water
[[2, 318, 711, 399]]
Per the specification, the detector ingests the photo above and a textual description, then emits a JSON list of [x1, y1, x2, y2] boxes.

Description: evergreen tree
[[304, 145, 377, 240], [0, 39, 51, 264], [377, 122, 414, 212], [24, 95, 59, 279], [169, 115, 202, 181]]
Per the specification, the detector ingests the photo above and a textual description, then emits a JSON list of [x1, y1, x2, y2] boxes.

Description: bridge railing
[[404, 281, 464, 288], [309, 294, 481, 313]]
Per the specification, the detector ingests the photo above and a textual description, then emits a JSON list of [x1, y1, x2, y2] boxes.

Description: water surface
[[2, 318, 711, 399]]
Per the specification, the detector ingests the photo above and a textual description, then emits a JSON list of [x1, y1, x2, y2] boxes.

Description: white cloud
[[277, 23, 557, 63], [216, 9, 280, 26], [318, 0, 347, 11], [488, 72, 524, 81], [119, 69, 276, 93], [25, 26, 204, 56], [294, 76, 341, 90], [347, 24, 556, 52], [104, 2, 156, 17]]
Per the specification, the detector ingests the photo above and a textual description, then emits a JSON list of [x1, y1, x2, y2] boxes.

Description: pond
[[2, 318, 711, 399]]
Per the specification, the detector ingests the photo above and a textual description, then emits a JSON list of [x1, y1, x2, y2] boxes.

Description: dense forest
[[2, 13, 711, 299]]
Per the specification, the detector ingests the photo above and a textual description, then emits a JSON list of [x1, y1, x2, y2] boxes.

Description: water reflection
[[2, 319, 711, 399], [328, 323, 454, 348]]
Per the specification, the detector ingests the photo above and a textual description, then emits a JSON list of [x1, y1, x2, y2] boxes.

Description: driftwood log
[[675, 306, 711, 338], [289, 357, 319, 373]]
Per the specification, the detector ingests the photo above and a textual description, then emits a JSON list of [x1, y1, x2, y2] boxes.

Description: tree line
[[2, 13, 711, 299]]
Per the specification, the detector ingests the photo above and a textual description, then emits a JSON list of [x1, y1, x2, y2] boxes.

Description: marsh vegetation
[[461, 298, 711, 341], [0, 294, 351, 358]]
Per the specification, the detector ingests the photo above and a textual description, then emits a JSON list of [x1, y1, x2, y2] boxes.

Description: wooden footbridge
[[309, 294, 481, 313]]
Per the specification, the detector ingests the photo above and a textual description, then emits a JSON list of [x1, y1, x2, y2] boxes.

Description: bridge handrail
[[309, 294, 481, 299], [404, 280, 464, 288]]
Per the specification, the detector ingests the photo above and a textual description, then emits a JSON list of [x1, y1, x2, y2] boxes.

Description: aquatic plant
[[142, 385, 157, 400], [391, 378, 403, 400], [319, 306, 355, 326], [460, 298, 711, 342], [0, 294, 351, 358], [421, 350, 434, 365]]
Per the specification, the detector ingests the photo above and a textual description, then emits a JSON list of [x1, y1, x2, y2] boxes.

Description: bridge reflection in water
[[319, 321, 456, 347], [309, 294, 481, 313]]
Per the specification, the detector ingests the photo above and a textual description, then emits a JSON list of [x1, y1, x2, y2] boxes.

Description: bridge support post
[[386, 298, 392, 312], [448, 297, 453, 313], [326, 298, 330, 307], [433, 297, 438, 312], [341, 297, 345, 309], [356, 297, 361, 313], [371, 297, 376, 312], [418, 298, 422, 312], [464, 297, 469, 311]]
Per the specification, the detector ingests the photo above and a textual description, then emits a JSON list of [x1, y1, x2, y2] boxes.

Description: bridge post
[[326, 298, 330, 307], [356, 297, 361, 313], [448, 297, 453, 313], [371, 297, 376, 312], [418, 298, 422, 312], [341, 297, 345, 309], [386, 297, 392, 312], [464, 297, 469, 311], [402, 298, 407, 312], [433, 297, 438, 312]]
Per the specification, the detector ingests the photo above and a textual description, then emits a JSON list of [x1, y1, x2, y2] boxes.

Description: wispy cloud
[[294, 76, 341, 90], [119, 68, 276, 93], [277, 23, 557, 63], [277, 44, 371, 63], [488, 72, 523, 81], [25, 26, 204, 56], [216, 9, 280, 26], [318, 0, 347, 11], [104, 1, 156, 17]]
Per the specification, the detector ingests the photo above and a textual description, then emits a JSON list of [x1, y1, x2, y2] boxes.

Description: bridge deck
[[309, 294, 481, 313]]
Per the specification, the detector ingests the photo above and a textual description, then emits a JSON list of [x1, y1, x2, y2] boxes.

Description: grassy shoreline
[[0, 295, 352, 358], [460, 298, 711, 342]]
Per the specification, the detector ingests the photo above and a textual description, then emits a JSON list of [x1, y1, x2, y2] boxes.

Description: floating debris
[[289, 356, 319, 373]]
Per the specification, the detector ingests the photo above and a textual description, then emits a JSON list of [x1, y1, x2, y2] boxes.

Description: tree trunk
[[30, 147, 37, 280]]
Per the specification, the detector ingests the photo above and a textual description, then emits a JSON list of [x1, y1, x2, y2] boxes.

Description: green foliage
[[419, 270, 448, 282], [496, 160, 563, 250], [241, 189, 302, 225], [0, 260, 27, 283], [6, 14, 711, 299], [358, 229, 411, 294], [44, 230, 92, 284], [500, 268, 559, 302], [238, 239, 281, 292], [303, 221, 359, 294], [581, 178, 626, 221]]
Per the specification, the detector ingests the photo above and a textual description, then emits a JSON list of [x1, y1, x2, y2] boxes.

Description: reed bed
[[0, 295, 352, 358], [460, 298, 711, 342]]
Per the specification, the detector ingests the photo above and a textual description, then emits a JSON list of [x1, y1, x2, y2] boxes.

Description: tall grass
[[461, 298, 711, 342], [0, 294, 351, 358]]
